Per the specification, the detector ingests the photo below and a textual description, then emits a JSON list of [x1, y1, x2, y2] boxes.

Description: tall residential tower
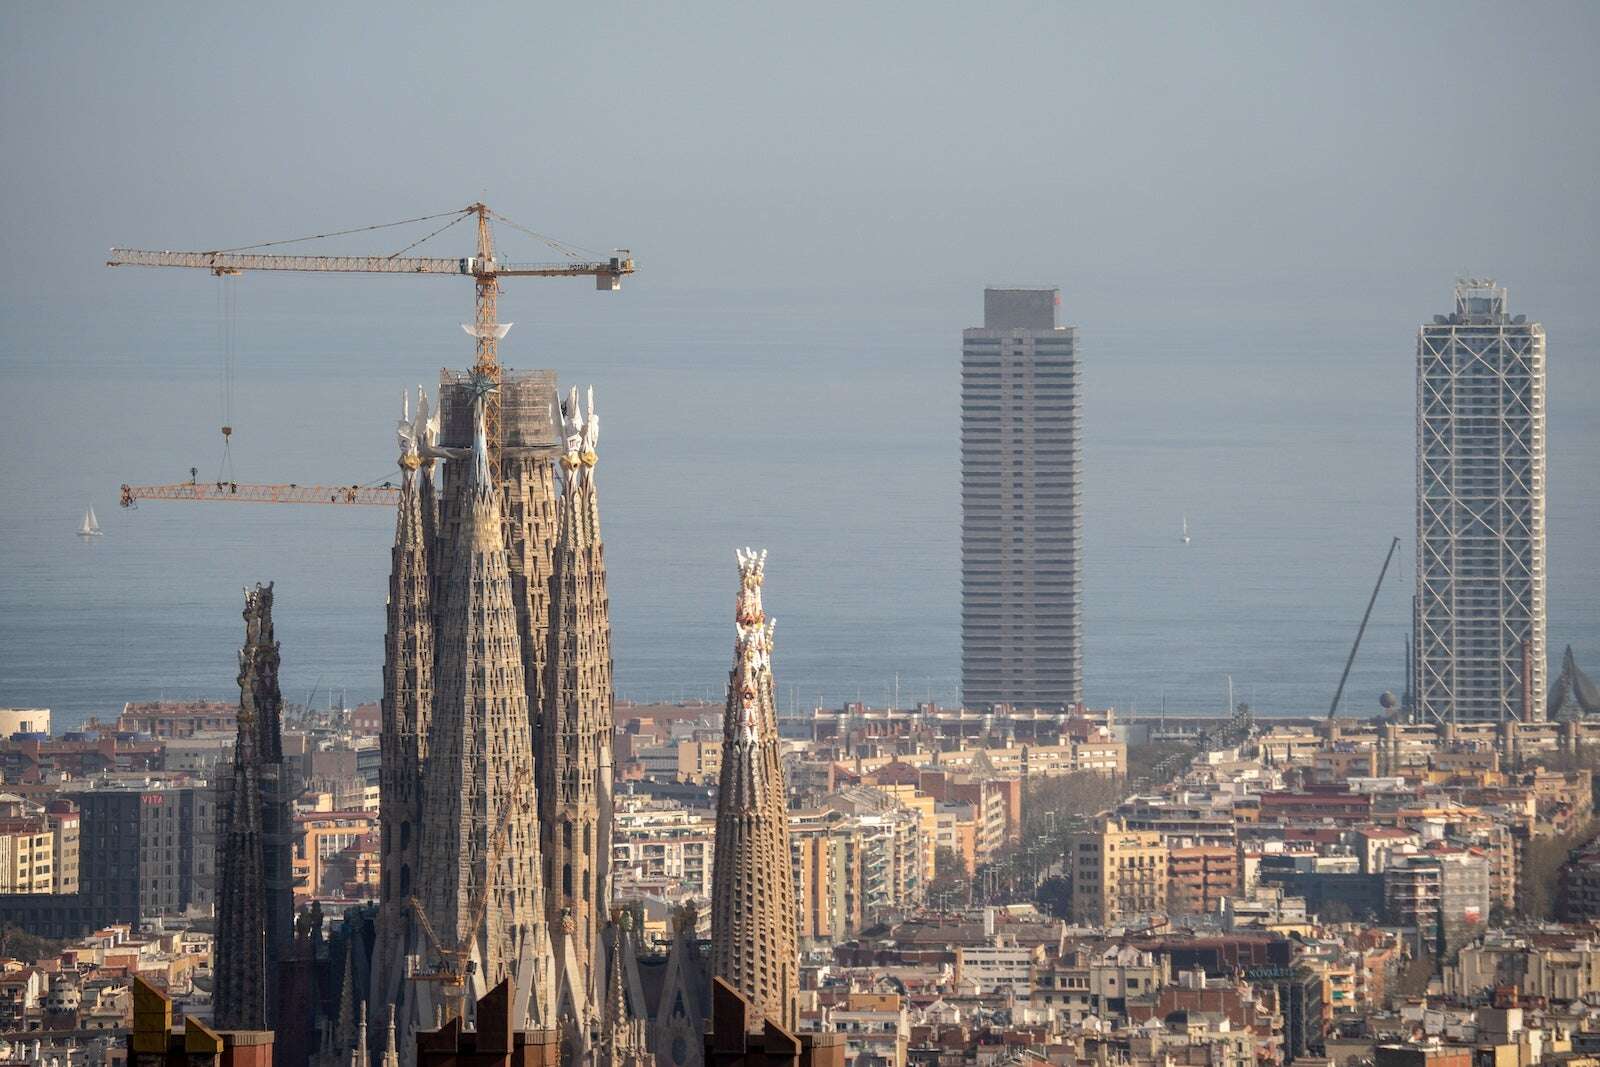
[[1414, 279, 1546, 724], [962, 288, 1083, 710]]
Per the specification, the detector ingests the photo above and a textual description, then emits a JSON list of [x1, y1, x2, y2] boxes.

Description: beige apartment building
[[0, 794, 76, 895], [46, 800, 79, 894], [1071, 819, 1167, 926], [0, 817, 54, 894], [791, 811, 853, 942]]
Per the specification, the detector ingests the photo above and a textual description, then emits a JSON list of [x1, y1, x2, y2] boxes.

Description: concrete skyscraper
[[1414, 279, 1546, 724], [961, 288, 1083, 710], [711, 549, 798, 1032]]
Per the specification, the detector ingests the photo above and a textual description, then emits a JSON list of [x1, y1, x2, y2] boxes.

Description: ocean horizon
[[3, 274, 1596, 733]]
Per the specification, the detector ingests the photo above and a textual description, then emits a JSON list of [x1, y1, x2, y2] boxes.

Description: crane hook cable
[[208, 208, 472, 255]]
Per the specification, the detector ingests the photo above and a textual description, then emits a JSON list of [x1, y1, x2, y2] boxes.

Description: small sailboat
[[1181, 514, 1191, 544], [78, 504, 103, 538]]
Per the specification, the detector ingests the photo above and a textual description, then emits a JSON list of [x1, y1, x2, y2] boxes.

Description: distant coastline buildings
[[1414, 279, 1546, 724], [961, 288, 1083, 710]]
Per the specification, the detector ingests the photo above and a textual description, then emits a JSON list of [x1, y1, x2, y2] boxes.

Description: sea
[[2, 273, 1596, 732]]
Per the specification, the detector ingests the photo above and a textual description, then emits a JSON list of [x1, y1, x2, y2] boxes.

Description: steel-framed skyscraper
[[1414, 279, 1546, 724], [961, 288, 1083, 710]]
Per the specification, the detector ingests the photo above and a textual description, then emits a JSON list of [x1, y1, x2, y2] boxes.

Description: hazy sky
[[2, 3, 1597, 719], [4, 2, 1597, 311]]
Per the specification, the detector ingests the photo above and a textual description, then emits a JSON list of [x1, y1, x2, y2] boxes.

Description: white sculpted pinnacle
[[734, 548, 774, 675], [559, 385, 600, 487], [396, 385, 440, 472]]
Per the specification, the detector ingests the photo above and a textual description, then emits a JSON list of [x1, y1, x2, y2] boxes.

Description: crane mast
[[471, 204, 503, 482]]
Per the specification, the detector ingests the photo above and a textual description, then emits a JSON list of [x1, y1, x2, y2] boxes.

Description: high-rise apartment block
[[962, 288, 1083, 710], [1414, 280, 1546, 724]]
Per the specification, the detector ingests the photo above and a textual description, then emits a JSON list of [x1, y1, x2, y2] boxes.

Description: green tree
[[1126, 743, 1195, 787], [1393, 950, 1437, 996], [0, 925, 68, 964], [1036, 875, 1072, 918], [1023, 771, 1124, 839], [1519, 822, 1594, 921], [928, 846, 970, 908]]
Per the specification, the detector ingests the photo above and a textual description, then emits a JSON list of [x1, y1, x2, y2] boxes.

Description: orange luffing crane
[[109, 203, 634, 502]]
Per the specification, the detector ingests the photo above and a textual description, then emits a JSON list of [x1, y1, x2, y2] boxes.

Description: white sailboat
[[1181, 514, 1191, 544], [78, 504, 103, 538]]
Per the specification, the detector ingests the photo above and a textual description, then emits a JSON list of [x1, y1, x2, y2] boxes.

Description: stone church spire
[[597, 913, 651, 1067], [417, 376, 553, 1028], [711, 550, 798, 1032], [541, 386, 615, 1034], [214, 582, 292, 1032], [373, 388, 437, 1022]]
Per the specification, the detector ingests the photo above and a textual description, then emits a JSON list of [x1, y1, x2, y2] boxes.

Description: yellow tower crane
[[109, 203, 634, 499]]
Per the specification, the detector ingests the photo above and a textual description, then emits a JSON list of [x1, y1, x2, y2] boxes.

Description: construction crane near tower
[[108, 203, 634, 496], [1328, 536, 1402, 719], [405, 758, 536, 1021], [120, 474, 400, 509]]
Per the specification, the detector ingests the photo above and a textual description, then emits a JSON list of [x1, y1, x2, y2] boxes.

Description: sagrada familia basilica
[[213, 359, 802, 1067]]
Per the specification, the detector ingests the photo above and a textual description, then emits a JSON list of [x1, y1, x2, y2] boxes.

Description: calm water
[[2, 274, 1596, 730]]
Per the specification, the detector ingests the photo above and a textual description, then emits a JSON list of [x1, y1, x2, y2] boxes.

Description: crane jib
[[106, 248, 634, 280]]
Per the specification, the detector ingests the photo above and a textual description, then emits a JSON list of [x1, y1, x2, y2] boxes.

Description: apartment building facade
[[1071, 819, 1167, 926]]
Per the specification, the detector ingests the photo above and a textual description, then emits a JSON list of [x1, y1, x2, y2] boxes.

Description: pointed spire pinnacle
[[334, 937, 357, 1054], [558, 385, 600, 488], [712, 548, 797, 1032], [604, 914, 628, 1027], [397, 389, 429, 475], [354, 1001, 369, 1067], [381, 1006, 399, 1067], [467, 373, 496, 494], [597, 912, 650, 1067], [725, 549, 777, 809]]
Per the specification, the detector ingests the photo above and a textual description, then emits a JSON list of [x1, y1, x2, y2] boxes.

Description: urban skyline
[[3, 7, 1599, 1067]]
